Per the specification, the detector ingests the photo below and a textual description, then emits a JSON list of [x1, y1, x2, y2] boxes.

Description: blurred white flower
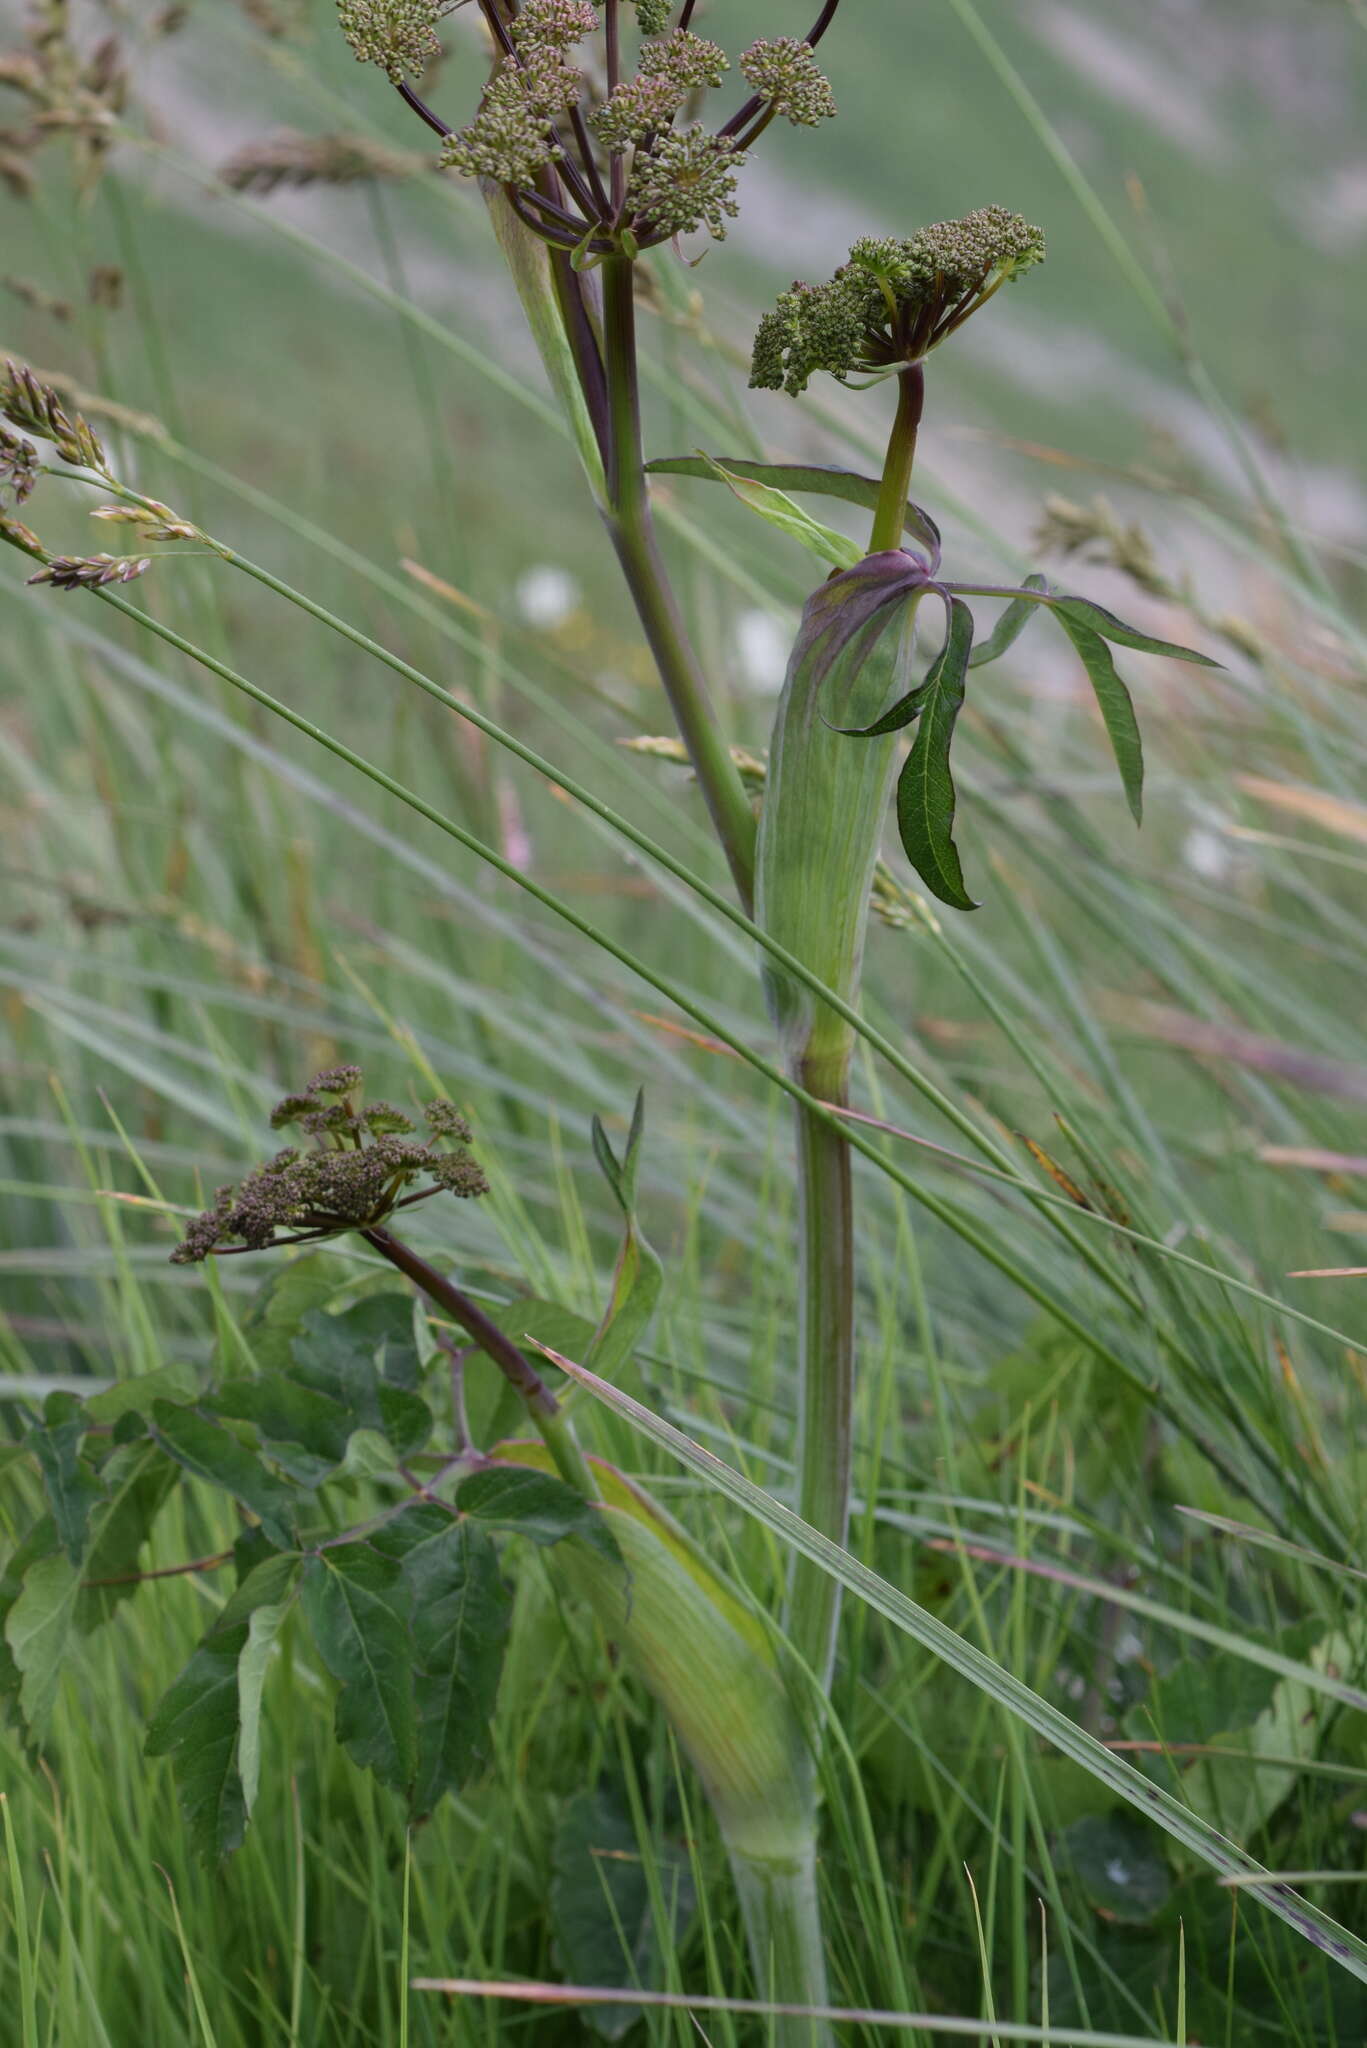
[[515, 563, 580, 629]]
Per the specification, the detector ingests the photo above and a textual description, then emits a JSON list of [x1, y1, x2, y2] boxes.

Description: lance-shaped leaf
[[646, 454, 942, 566], [146, 1551, 302, 1861], [301, 1538, 416, 1794], [151, 1401, 300, 1547], [1050, 603, 1146, 824], [967, 572, 1049, 669], [1047, 594, 1222, 665], [695, 456, 863, 571], [372, 1504, 511, 1818], [895, 594, 978, 912], [26, 1391, 103, 1563], [584, 1092, 663, 1384]]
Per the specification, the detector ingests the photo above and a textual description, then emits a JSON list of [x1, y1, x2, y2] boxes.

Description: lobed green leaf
[[301, 1540, 417, 1794]]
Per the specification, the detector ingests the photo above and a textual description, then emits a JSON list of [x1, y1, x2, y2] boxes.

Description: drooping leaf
[[26, 1392, 103, 1563], [5, 1549, 80, 1737], [967, 572, 1049, 668], [301, 1540, 416, 1794], [550, 1785, 696, 2039], [894, 594, 978, 911], [696, 456, 863, 571], [145, 1553, 301, 1861], [373, 1503, 511, 1816], [150, 1401, 299, 1547], [645, 454, 942, 564], [456, 1464, 619, 1564], [1048, 595, 1220, 666], [76, 1443, 177, 1631], [1049, 604, 1146, 825]]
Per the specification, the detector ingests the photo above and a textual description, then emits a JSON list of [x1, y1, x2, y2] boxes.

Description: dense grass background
[[2, 1, 1366, 2040]]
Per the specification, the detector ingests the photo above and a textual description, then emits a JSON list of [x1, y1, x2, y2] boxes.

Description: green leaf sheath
[[1048, 603, 1147, 825], [301, 1540, 417, 1795], [895, 595, 978, 912]]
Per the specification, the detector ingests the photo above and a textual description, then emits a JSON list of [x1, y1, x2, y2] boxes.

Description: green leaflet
[[584, 1091, 663, 1384], [1047, 595, 1222, 665], [1049, 604, 1146, 824], [645, 453, 942, 562], [289, 1303, 433, 1462], [372, 1504, 512, 1819], [967, 572, 1049, 668], [85, 1363, 201, 1425], [26, 1391, 102, 1563], [301, 1540, 417, 1794], [455, 1464, 619, 1565], [5, 1550, 80, 1738], [146, 1552, 302, 1861], [696, 457, 863, 571], [76, 1442, 177, 1632], [150, 1401, 299, 1547], [895, 595, 977, 911]]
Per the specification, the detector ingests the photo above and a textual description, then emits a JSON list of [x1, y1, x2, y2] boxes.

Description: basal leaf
[[645, 454, 942, 563], [27, 1391, 103, 1563], [373, 1504, 511, 1817], [1049, 595, 1220, 667], [1062, 1813, 1171, 1926], [301, 1541, 416, 1794], [1049, 605, 1145, 824], [697, 457, 863, 571], [151, 1402, 299, 1547], [0, 1519, 57, 1705], [967, 572, 1049, 668], [895, 594, 978, 911], [456, 1464, 619, 1565], [5, 1550, 80, 1737]]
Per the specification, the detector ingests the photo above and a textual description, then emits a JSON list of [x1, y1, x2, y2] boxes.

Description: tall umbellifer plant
[[0, 0, 1221, 2034]]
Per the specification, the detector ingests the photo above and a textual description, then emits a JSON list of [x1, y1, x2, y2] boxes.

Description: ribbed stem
[[600, 254, 758, 911], [730, 1839, 833, 2048], [871, 363, 924, 553]]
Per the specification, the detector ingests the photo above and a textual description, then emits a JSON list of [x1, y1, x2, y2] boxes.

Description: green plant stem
[[763, 369, 931, 1693], [870, 364, 925, 554], [730, 1844, 832, 2048], [359, 1225, 598, 1499], [600, 254, 758, 911]]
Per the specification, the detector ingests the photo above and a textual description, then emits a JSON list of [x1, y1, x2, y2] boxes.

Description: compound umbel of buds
[[339, 0, 840, 258]]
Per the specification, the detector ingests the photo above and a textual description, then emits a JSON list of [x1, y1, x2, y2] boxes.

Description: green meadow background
[[2, 1, 1365, 2042]]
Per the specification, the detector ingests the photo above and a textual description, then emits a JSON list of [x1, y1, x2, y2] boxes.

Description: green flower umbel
[[750, 206, 1045, 396]]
